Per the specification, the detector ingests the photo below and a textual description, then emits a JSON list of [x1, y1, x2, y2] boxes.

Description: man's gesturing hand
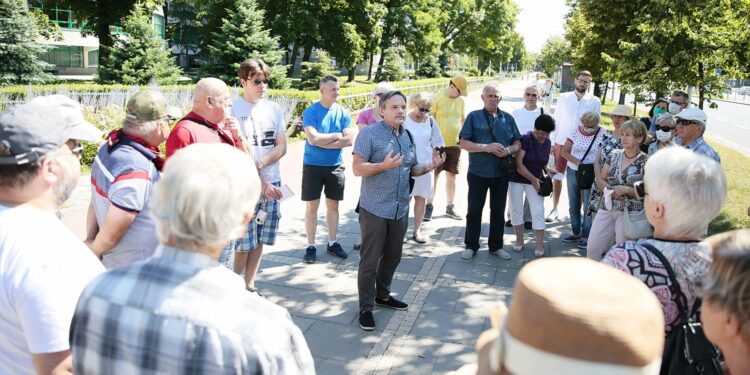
[[380, 150, 403, 171]]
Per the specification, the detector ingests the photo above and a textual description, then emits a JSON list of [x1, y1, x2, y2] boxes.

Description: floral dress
[[587, 132, 621, 216], [602, 149, 647, 212]]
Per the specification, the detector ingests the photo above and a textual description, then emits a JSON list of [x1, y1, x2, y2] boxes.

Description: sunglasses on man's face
[[246, 78, 270, 86], [524, 93, 538, 97], [654, 125, 675, 132], [676, 119, 698, 126], [418, 107, 431, 113]]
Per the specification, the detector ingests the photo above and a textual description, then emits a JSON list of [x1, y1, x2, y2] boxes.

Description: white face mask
[[656, 129, 673, 142], [668, 102, 681, 115]]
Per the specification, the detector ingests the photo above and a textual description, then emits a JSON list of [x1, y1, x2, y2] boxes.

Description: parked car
[[740, 86, 750, 95]]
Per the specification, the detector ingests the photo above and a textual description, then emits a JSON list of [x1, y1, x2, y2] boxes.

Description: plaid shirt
[[70, 245, 314, 374], [680, 136, 721, 163]]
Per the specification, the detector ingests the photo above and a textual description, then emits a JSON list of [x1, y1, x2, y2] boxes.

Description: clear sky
[[514, 0, 569, 54]]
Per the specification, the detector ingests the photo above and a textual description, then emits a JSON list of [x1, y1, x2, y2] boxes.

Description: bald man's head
[[190, 78, 231, 124]]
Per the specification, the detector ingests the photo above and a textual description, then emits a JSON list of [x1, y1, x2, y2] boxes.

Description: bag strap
[[641, 243, 690, 321], [482, 109, 500, 143], [579, 127, 600, 163], [540, 107, 544, 115]]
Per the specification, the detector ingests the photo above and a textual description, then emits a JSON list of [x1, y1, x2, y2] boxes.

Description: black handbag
[[538, 174, 553, 197], [641, 244, 724, 375], [574, 128, 600, 189]]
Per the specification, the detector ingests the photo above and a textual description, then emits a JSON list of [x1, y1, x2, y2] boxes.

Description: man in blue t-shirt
[[301, 76, 355, 263]]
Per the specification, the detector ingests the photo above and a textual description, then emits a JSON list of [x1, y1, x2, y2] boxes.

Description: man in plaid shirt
[[70, 144, 314, 374]]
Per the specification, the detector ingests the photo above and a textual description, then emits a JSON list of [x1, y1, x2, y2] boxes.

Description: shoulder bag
[[574, 128, 600, 189], [478, 110, 515, 172], [641, 244, 724, 375], [618, 153, 653, 240]]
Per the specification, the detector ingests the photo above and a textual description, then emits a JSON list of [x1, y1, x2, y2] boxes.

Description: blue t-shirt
[[302, 102, 351, 166]]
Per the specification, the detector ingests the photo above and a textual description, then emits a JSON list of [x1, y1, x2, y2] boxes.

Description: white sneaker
[[545, 208, 558, 223], [490, 249, 512, 260], [461, 248, 476, 260]]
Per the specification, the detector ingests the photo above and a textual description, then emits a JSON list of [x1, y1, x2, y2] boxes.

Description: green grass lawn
[[707, 139, 750, 234]]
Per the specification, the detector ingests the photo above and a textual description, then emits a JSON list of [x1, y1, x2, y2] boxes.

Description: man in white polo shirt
[[0, 96, 104, 375], [548, 70, 601, 221]]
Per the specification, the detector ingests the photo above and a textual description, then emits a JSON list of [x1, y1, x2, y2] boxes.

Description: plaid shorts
[[233, 183, 282, 252]]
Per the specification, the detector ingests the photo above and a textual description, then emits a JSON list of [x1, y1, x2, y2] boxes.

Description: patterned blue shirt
[[353, 121, 418, 220], [681, 136, 721, 163], [70, 245, 315, 374], [459, 108, 521, 178]]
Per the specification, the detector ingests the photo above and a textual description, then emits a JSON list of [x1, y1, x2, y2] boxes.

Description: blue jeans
[[566, 167, 592, 238]]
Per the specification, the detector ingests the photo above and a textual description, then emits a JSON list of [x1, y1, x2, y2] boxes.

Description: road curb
[[714, 98, 750, 107]]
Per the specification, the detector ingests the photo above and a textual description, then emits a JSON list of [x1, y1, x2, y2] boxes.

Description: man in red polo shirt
[[166, 78, 244, 157]]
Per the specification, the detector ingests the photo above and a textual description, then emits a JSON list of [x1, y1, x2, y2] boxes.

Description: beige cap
[[611, 104, 633, 117], [451, 75, 468, 97]]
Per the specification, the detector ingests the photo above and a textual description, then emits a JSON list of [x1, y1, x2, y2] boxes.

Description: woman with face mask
[[648, 114, 676, 155], [641, 99, 669, 147]]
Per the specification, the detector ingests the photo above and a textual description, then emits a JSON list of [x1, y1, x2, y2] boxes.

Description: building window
[[28, 0, 80, 30], [40, 46, 84, 68], [88, 49, 99, 67], [152, 14, 165, 39]]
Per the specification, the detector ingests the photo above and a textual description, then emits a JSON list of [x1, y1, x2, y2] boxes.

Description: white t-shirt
[[511, 107, 543, 135], [552, 92, 601, 146], [231, 98, 286, 183], [566, 126, 607, 171], [0, 204, 104, 375]]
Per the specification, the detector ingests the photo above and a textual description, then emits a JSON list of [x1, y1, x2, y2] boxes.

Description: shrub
[[416, 55, 442, 78], [377, 47, 405, 82], [298, 51, 336, 90]]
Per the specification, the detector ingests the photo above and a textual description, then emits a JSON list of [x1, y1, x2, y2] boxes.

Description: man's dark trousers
[[358, 208, 409, 312], [464, 172, 509, 252]]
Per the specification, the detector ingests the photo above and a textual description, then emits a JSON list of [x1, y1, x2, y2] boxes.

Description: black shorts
[[301, 164, 346, 201]]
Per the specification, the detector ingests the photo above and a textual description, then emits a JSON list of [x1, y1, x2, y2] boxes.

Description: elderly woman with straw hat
[[451, 257, 665, 375], [602, 146, 727, 334], [701, 229, 750, 375], [587, 104, 632, 219]]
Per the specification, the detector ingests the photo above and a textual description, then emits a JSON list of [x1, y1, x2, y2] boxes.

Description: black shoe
[[375, 296, 409, 310], [505, 220, 512, 228], [246, 287, 263, 297], [327, 242, 348, 259], [424, 203, 433, 222], [303, 246, 316, 263], [524, 222, 533, 230], [359, 311, 375, 331], [353, 242, 361, 251]]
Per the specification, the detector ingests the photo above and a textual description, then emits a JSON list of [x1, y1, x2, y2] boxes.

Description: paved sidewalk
[[61, 79, 582, 374]]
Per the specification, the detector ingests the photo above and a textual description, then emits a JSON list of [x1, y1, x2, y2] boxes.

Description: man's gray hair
[[122, 117, 163, 137], [150, 144, 260, 249], [644, 146, 727, 238], [671, 90, 689, 102], [319, 75, 338, 87], [483, 81, 503, 93]]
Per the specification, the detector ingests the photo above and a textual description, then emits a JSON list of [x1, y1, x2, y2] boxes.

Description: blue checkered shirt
[[682, 136, 721, 163], [70, 245, 314, 374], [353, 121, 418, 220]]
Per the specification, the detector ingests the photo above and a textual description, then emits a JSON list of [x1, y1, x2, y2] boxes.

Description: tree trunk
[[593, 80, 603, 98], [618, 91, 626, 105], [97, 20, 113, 80], [367, 50, 374, 81], [612, 82, 616, 101], [288, 41, 299, 77], [601, 82, 608, 105], [347, 67, 355, 82], [698, 62, 705, 109], [375, 50, 387, 80], [302, 43, 313, 62], [413, 57, 420, 75]]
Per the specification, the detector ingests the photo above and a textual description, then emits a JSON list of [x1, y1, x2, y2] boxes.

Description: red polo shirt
[[165, 111, 240, 159]]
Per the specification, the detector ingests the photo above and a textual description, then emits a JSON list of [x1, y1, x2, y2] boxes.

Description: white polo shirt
[[552, 91, 601, 145]]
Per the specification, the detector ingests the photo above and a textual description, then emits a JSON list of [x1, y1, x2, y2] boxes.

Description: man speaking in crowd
[[352, 91, 445, 331]]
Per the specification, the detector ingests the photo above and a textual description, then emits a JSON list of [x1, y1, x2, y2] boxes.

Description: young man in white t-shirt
[[0, 96, 105, 375], [229, 58, 287, 294]]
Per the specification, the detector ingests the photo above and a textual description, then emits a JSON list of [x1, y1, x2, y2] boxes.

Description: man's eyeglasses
[[524, 93, 538, 97], [418, 107, 431, 113], [576, 79, 591, 85], [655, 125, 675, 132], [246, 78, 270, 86], [670, 100, 686, 106], [676, 119, 698, 126]]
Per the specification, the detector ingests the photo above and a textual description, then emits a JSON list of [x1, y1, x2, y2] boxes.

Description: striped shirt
[[90, 137, 159, 268], [70, 245, 315, 374]]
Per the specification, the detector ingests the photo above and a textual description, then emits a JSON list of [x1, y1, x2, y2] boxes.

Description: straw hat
[[466, 258, 664, 375], [611, 104, 633, 117]]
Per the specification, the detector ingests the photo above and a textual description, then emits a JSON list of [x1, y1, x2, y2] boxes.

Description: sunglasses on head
[[655, 125, 675, 131], [418, 107, 430, 113]]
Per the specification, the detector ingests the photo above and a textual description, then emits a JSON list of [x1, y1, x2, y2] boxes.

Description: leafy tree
[[452, 0, 518, 75], [0, 0, 52, 84], [53, 0, 162, 80], [298, 50, 335, 90], [416, 55, 442, 78], [377, 46, 405, 81], [258, 0, 322, 77], [98, 5, 181, 84], [402, 4, 443, 74], [537, 36, 570, 78], [200, 0, 289, 89]]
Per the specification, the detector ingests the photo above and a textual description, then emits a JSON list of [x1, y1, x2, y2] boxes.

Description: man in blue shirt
[[352, 91, 445, 331], [459, 82, 522, 261], [302, 76, 355, 263]]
